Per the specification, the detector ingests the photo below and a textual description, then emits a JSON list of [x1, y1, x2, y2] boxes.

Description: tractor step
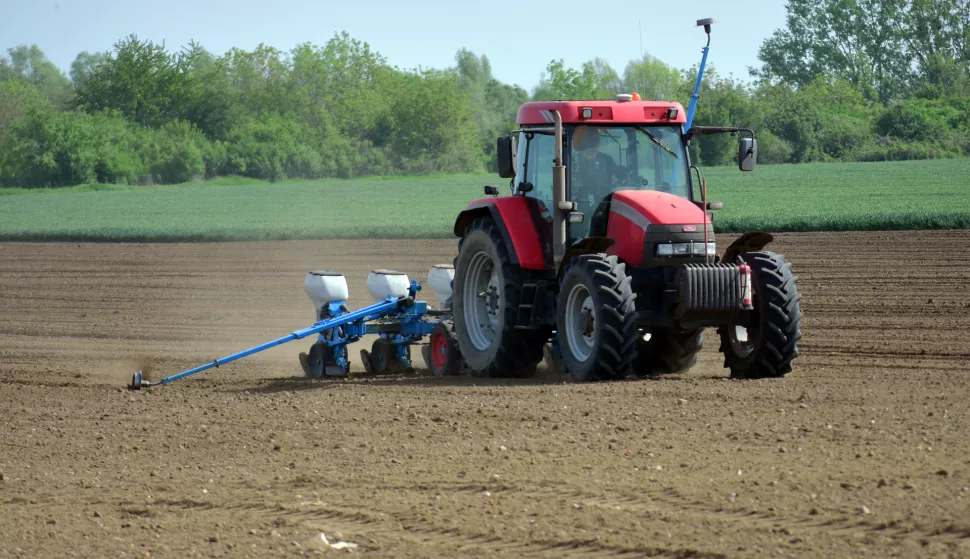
[[515, 281, 554, 330]]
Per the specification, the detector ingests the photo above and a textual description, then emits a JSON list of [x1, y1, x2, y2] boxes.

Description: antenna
[[637, 20, 643, 93], [639, 20, 643, 59]]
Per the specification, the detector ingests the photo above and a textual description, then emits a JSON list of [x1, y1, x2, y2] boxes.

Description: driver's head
[[577, 129, 601, 158]]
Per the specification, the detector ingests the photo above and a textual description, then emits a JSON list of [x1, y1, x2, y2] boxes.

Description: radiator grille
[[674, 264, 743, 320]]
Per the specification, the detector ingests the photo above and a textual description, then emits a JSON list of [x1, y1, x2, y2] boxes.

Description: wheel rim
[[564, 283, 596, 362], [730, 325, 754, 358], [431, 330, 448, 371], [463, 251, 501, 351]]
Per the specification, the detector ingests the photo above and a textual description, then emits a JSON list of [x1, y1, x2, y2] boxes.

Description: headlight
[[656, 241, 716, 257], [691, 242, 717, 256]]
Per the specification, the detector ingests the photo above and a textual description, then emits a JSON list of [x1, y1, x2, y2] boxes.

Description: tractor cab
[[508, 99, 694, 244]]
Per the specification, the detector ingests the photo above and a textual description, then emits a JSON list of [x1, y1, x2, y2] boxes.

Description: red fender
[[453, 196, 550, 271]]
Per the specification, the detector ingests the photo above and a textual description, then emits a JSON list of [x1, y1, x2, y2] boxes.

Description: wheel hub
[[582, 304, 594, 337], [432, 330, 448, 371], [485, 285, 500, 317]]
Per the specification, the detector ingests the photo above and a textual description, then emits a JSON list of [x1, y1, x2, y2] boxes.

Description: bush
[[2, 107, 149, 187], [850, 137, 963, 162], [819, 116, 873, 160], [754, 130, 794, 164], [875, 99, 961, 142], [224, 112, 327, 181], [147, 120, 208, 184]]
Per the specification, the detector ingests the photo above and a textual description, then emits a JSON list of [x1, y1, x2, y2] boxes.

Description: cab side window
[[518, 132, 554, 218]]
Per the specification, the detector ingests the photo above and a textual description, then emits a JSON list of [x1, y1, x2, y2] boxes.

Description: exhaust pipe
[[552, 110, 566, 270]]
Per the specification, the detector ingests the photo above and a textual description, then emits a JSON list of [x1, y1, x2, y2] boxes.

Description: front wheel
[[718, 251, 803, 379], [555, 254, 638, 382]]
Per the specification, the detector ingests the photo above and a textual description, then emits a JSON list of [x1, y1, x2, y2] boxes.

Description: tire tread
[[717, 250, 803, 379]]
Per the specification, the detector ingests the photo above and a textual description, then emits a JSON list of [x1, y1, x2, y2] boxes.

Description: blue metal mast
[[685, 18, 715, 133]]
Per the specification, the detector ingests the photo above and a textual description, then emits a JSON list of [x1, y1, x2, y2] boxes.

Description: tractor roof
[[516, 99, 687, 126]]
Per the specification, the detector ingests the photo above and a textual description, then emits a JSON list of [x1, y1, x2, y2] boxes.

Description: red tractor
[[448, 18, 803, 381]]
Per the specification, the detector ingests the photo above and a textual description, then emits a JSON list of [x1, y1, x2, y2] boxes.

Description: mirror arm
[[689, 164, 703, 201], [686, 126, 755, 140]]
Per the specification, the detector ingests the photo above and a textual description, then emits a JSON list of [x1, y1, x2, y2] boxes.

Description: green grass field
[[0, 159, 967, 242]]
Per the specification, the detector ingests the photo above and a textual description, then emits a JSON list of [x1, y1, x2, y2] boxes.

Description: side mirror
[[484, 185, 499, 196], [738, 137, 757, 172], [497, 135, 515, 178], [695, 200, 723, 211]]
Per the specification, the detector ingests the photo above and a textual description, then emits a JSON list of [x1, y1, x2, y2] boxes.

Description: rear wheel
[[718, 251, 802, 379], [453, 219, 547, 377], [633, 328, 704, 376], [555, 254, 638, 382]]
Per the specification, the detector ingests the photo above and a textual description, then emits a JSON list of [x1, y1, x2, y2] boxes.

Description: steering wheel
[[615, 166, 645, 187]]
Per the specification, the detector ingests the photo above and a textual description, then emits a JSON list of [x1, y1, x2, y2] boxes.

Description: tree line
[[0, 0, 967, 188]]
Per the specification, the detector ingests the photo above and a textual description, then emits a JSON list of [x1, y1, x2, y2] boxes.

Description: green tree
[[177, 41, 233, 140], [754, 0, 970, 103], [622, 54, 682, 101], [904, 0, 970, 97], [752, 0, 911, 103], [72, 35, 187, 128], [453, 48, 529, 170], [69, 51, 110, 90], [288, 33, 390, 141], [384, 68, 481, 174], [0, 81, 51, 183], [684, 66, 765, 165], [0, 45, 71, 105], [758, 76, 878, 163], [533, 59, 614, 100], [218, 44, 290, 117]]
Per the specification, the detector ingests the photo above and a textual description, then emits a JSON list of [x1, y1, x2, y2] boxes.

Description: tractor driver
[[572, 128, 620, 204]]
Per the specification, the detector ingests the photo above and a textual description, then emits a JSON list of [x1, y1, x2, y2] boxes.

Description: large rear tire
[[453, 218, 548, 378], [718, 251, 802, 379], [555, 254, 638, 382], [633, 328, 704, 376]]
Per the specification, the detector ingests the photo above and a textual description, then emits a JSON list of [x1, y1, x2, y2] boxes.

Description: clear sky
[[1, 0, 788, 92]]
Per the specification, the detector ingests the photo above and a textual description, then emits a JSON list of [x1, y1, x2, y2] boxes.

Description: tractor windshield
[[568, 124, 690, 207]]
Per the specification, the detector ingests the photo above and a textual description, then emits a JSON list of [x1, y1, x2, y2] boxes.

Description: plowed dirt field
[[2, 231, 969, 558]]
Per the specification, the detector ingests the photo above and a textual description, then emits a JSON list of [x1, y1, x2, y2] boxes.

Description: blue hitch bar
[[129, 294, 408, 390]]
